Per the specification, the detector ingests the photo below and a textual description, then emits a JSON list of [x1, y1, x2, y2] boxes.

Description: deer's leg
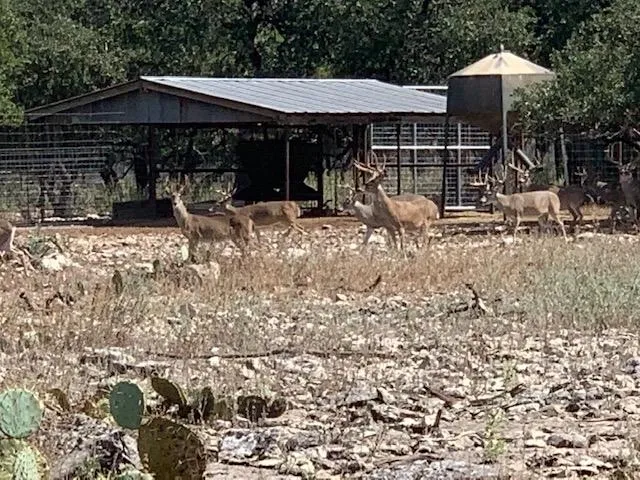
[[361, 226, 375, 249], [385, 227, 398, 250], [398, 226, 406, 253], [550, 212, 567, 241], [513, 215, 521, 241], [188, 238, 199, 263]]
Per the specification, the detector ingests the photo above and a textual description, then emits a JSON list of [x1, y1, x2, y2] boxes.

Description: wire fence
[[371, 122, 491, 209]]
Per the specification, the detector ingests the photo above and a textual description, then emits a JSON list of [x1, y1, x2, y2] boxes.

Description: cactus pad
[[0, 439, 45, 480], [0, 390, 43, 439], [137, 417, 206, 480], [109, 382, 145, 429], [150, 377, 187, 409], [12, 445, 40, 480]]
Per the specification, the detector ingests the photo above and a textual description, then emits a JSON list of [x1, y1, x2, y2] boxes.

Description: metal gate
[[370, 86, 491, 210]]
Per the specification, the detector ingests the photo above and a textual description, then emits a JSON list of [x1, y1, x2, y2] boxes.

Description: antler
[[468, 170, 490, 187]]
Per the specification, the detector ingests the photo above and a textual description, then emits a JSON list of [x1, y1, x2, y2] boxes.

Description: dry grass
[[2, 216, 640, 476]]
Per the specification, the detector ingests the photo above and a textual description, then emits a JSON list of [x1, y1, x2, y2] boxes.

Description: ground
[[1, 205, 640, 479]]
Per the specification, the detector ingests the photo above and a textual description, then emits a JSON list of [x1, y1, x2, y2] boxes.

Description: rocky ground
[[1, 213, 640, 479]]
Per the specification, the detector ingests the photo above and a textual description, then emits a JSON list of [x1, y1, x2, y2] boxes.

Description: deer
[[210, 186, 306, 242], [607, 158, 640, 231], [353, 159, 439, 252], [507, 162, 589, 230], [341, 185, 435, 248], [168, 180, 255, 262], [0, 219, 16, 256], [469, 167, 567, 242]]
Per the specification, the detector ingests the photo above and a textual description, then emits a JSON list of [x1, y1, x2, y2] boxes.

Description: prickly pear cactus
[[109, 382, 145, 429], [0, 390, 43, 439], [150, 377, 187, 409], [137, 417, 206, 480], [11, 445, 40, 480], [0, 439, 46, 480]]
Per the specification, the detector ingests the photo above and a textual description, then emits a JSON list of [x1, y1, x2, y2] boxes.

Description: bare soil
[[1, 207, 640, 479]]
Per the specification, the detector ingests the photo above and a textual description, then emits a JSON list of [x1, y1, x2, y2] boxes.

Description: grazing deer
[[353, 159, 439, 252], [508, 163, 589, 229], [169, 181, 255, 262], [0, 219, 16, 256], [469, 168, 567, 242], [211, 186, 306, 242]]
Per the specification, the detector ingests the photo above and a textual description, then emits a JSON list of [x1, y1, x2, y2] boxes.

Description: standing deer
[[211, 186, 306, 242], [341, 185, 436, 248], [353, 159, 439, 252], [469, 168, 567, 242], [508, 163, 589, 230], [169, 181, 255, 262], [608, 158, 640, 230]]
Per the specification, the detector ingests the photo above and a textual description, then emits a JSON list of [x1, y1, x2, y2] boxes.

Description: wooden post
[[148, 125, 158, 203], [396, 123, 401, 195], [412, 123, 418, 194], [284, 130, 290, 201], [440, 116, 450, 219], [559, 127, 569, 186]]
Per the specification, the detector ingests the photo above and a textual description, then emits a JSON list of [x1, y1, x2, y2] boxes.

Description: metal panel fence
[[0, 123, 136, 222], [371, 121, 491, 209]]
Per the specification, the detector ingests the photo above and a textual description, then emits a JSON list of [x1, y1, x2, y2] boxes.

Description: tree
[[515, 0, 640, 135], [0, 0, 24, 123]]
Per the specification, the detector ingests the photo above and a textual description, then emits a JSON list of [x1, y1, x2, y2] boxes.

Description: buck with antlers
[[341, 184, 436, 248], [352, 159, 439, 252], [168, 179, 255, 262], [508, 162, 590, 230], [211, 185, 306, 242], [469, 167, 567, 241]]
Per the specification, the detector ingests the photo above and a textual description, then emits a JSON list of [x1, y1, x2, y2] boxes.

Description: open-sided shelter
[[25, 76, 447, 219]]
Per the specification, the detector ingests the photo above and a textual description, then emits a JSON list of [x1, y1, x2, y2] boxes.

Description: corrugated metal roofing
[[449, 51, 554, 77], [140, 77, 446, 115]]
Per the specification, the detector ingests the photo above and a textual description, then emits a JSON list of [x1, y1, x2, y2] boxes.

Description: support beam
[[440, 116, 450, 219], [148, 125, 158, 203], [285, 130, 291, 201], [396, 123, 401, 195]]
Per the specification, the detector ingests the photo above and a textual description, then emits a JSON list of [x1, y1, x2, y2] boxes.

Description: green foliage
[[137, 417, 206, 480], [109, 382, 145, 430], [515, 0, 640, 134], [0, 390, 43, 440]]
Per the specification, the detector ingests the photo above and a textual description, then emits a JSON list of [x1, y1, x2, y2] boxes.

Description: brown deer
[[353, 159, 439, 252], [341, 184, 437, 248], [0, 219, 15, 255], [211, 186, 306, 242], [469, 167, 567, 242], [607, 158, 640, 230], [508, 162, 589, 230], [169, 180, 255, 262]]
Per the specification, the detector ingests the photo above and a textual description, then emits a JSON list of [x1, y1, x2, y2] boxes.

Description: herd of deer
[[167, 155, 640, 260], [0, 156, 638, 263]]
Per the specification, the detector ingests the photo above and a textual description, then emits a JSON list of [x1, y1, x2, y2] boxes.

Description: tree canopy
[[0, 0, 636, 133]]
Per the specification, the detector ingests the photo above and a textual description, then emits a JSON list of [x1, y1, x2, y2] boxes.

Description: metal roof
[[449, 50, 554, 77], [26, 77, 447, 125], [140, 76, 446, 114]]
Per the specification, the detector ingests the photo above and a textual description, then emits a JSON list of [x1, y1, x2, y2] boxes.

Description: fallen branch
[[374, 452, 444, 467], [146, 347, 401, 361]]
